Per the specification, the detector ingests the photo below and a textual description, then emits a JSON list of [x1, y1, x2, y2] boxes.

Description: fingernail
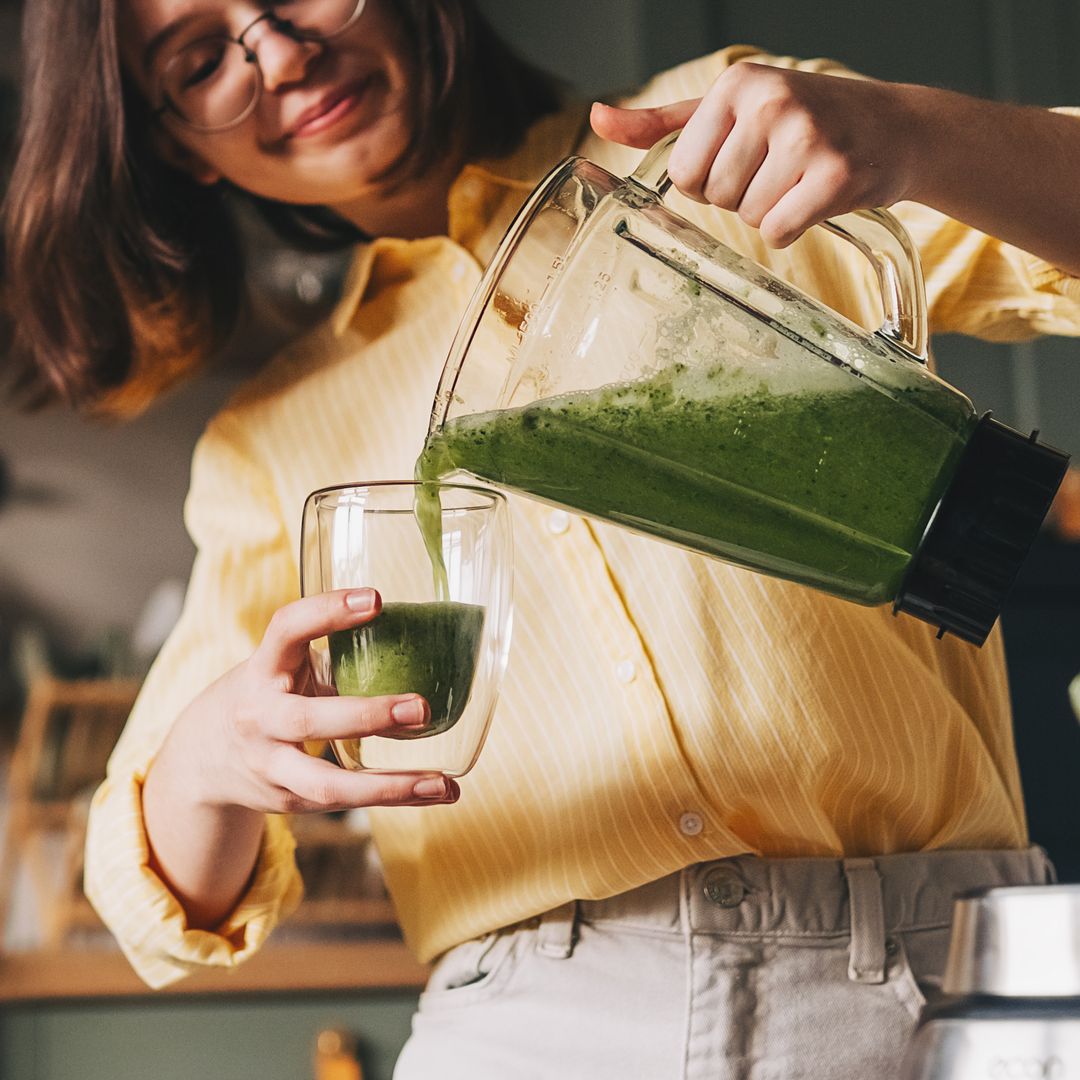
[[391, 698, 428, 726], [345, 589, 376, 613], [413, 777, 448, 799]]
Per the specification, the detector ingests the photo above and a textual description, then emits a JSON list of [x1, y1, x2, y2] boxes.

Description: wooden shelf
[[287, 897, 398, 926], [49, 895, 400, 936], [0, 939, 429, 1003]]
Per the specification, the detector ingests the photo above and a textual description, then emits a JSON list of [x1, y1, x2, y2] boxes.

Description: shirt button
[[546, 510, 570, 535], [678, 811, 704, 837], [703, 868, 745, 908], [615, 660, 637, 684]]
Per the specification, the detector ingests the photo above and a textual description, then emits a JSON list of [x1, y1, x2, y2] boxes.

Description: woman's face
[[120, 0, 418, 209]]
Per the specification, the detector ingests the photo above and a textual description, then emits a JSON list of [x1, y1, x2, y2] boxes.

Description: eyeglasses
[[153, 0, 368, 133]]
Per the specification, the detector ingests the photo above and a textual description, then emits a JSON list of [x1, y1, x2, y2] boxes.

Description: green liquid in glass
[[329, 601, 485, 740]]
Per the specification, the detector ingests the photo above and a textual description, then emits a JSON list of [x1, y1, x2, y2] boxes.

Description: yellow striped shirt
[[85, 47, 1080, 988]]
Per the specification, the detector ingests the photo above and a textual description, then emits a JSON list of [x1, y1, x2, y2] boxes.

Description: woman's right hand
[[142, 587, 457, 929], [163, 586, 460, 815]]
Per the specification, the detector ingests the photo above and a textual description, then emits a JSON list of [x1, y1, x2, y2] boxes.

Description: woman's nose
[[245, 22, 321, 91]]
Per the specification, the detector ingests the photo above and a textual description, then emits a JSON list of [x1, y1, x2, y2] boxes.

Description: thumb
[[589, 99, 701, 149]]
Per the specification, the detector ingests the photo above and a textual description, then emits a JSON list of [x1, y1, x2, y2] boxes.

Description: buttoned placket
[[540, 514, 713, 844]]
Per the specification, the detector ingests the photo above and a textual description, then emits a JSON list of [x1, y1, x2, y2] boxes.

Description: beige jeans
[[394, 848, 1053, 1080]]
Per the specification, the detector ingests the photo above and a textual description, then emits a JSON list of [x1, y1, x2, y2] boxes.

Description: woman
[[7, 1, 1080, 1075]]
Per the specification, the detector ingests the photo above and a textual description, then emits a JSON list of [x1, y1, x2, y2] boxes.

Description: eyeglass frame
[[150, 0, 368, 134]]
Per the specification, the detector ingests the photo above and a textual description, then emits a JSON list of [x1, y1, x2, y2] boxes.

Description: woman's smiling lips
[[285, 76, 375, 139]]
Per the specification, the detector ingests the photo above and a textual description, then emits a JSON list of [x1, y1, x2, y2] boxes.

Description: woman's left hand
[[591, 62, 925, 249]]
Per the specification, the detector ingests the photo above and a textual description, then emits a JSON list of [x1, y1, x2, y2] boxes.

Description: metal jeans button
[[703, 868, 745, 908]]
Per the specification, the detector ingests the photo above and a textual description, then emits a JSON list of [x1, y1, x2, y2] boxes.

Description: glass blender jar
[[421, 134, 1069, 645]]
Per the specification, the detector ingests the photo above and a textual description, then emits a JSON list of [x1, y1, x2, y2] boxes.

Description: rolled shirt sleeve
[[1015, 106, 1080, 311], [84, 413, 304, 989], [85, 776, 302, 988]]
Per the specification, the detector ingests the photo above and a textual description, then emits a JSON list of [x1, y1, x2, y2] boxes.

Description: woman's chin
[[301, 91, 413, 184], [240, 119, 412, 207]]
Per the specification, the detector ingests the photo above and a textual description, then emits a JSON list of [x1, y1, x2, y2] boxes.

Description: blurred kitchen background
[[1, 2, 1079, 1078]]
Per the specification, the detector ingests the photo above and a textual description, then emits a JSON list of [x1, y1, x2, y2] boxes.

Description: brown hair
[[3, 0, 561, 416]]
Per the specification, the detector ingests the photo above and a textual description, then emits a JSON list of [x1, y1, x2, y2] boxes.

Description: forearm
[[142, 724, 265, 932], [903, 84, 1080, 276]]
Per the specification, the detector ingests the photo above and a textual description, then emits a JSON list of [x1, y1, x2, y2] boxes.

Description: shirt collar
[[330, 101, 589, 337]]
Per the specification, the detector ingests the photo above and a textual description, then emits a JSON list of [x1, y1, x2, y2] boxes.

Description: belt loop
[[1036, 845, 1059, 884], [536, 900, 579, 959], [843, 858, 886, 984]]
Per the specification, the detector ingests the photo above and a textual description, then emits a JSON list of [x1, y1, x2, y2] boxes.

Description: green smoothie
[[329, 601, 485, 740], [417, 360, 973, 605]]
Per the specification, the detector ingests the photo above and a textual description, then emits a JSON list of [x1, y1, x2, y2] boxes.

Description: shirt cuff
[[85, 770, 304, 989], [1019, 106, 1080, 298], [1025, 254, 1080, 304]]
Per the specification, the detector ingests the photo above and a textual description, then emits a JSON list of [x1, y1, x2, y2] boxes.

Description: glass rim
[[303, 479, 506, 514]]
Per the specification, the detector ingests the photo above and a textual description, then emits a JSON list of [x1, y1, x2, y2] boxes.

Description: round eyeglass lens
[[163, 37, 259, 130], [272, 0, 366, 39]]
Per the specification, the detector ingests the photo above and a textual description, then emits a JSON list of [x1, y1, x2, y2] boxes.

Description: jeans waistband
[[571, 847, 1053, 938], [533, 847, 1054, 985]]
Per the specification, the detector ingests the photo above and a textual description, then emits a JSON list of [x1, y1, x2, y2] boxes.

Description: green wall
[[1, 992, 419, 1080]]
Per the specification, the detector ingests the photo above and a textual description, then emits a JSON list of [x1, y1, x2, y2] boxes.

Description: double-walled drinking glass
[[300, 482, 512, 776]]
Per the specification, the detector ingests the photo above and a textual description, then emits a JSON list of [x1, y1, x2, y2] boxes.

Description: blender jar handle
[[630, 131, 929, 362]]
